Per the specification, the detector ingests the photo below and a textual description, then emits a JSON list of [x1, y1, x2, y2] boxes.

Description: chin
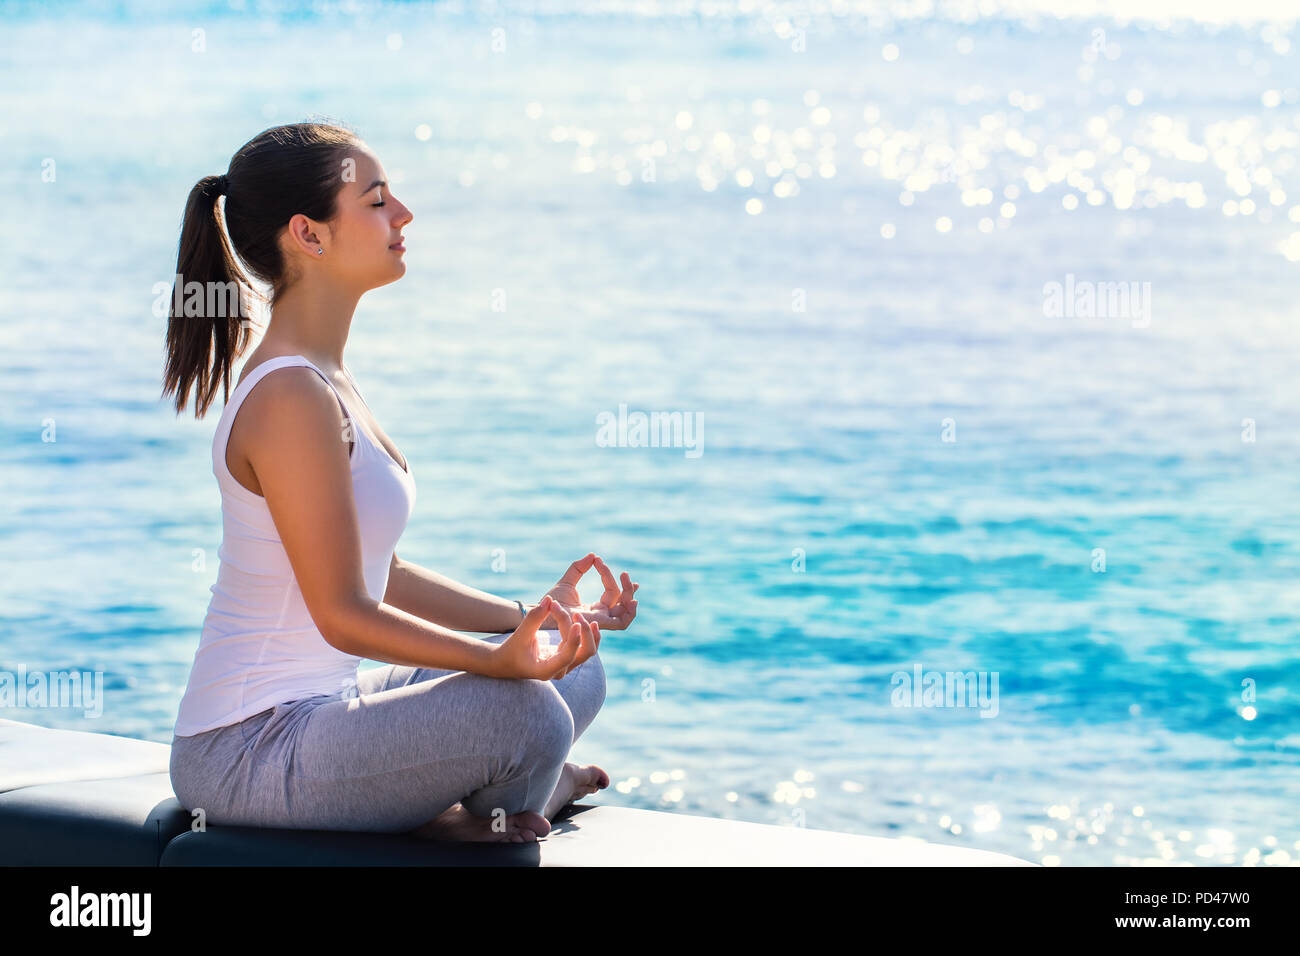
[[368, 268, 405, 291]]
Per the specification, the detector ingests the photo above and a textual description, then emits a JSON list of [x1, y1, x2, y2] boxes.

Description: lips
[[389, 237, 405, 250]]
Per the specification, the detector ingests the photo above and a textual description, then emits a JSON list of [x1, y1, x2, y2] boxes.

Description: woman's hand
[[490, 596, 600, 681], [541, 553, 639, 632]]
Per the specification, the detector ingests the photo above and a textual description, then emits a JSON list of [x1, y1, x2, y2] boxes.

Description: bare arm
[[382, 555, 532, 634], [240, 368, 505, 677]]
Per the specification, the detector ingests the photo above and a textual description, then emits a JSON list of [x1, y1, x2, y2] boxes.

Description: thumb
[[516, 596, 553, 635]]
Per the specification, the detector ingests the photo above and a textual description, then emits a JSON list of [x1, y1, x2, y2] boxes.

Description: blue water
[[2, 0, 1299, 865]]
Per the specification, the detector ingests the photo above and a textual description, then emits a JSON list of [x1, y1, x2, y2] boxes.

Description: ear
[[284, 213, 327, 256]]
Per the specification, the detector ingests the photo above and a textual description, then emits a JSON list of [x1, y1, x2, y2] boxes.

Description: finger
[[558, 616, 595, 677], [516, 596, 553, 637], [605, 601, 634, 631], [610, 569, 635, 610], [592, 576, 630, 623], [599, 577, 634, 626], [506, 595, 548, 647], [548, 624, 582, 679], [580, 604, 611, 625], [552, 606, 576, 642], [576, 610, 596, 651], [542, 620, 577, 678], [616, 573, 636, 609], [585, 608, 619, 631], [561, 610, 587, 654], [592, 557, 621, 606], [557, 553, 597, 589], [596, 598, 632, 629], [590, 619, 601, 652]]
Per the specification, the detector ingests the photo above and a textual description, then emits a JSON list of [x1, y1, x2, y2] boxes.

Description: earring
[[317, 249, 324, 256]]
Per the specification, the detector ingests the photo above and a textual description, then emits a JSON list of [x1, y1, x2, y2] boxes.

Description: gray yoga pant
[[169, 631, 606, 833]]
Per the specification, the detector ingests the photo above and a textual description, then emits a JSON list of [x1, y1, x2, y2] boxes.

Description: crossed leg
[[354, 630, 607, 744], [353, 630, 608, 840]]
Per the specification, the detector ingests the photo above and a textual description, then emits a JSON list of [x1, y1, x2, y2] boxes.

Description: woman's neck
[[263, 277, 363, 370]]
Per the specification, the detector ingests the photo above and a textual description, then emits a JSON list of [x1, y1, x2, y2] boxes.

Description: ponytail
[[161, 173, 255, 418]]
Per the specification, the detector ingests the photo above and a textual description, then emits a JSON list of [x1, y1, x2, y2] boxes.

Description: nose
[[394, 201, 413, 227]]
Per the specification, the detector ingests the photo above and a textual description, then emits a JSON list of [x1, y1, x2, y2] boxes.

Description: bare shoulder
[[240, 365, 348, 444], [227, 365, 351, 495]]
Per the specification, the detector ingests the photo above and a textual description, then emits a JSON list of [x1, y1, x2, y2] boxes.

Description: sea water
[[1, 0, 1298, 866]]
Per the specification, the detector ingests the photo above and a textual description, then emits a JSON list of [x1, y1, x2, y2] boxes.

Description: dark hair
[[161, 121, 362, 418]]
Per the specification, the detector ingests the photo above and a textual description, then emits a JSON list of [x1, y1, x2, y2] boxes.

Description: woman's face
[[318, 144, 413, 291]]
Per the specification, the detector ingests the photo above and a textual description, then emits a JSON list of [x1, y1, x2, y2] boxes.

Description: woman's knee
[[512, 678, 575, 757], [563, 651, 606, 716], [582, 651, 607, 707]]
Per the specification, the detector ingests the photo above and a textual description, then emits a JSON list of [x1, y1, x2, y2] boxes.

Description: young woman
[[161, 121, 638, 843]]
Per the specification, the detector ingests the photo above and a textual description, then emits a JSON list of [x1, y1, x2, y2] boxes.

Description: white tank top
[[173, 354, 417, 737]]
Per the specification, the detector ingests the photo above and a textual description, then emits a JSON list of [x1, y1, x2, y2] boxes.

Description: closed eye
[[372, 201, 386, 207]]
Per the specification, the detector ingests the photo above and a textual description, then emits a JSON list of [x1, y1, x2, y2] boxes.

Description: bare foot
[[543, 762, 611, 821], [412, 802, 552, 843]]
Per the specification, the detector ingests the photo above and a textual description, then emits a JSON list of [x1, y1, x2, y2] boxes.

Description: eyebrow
[[361, 179, 386, 194]]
